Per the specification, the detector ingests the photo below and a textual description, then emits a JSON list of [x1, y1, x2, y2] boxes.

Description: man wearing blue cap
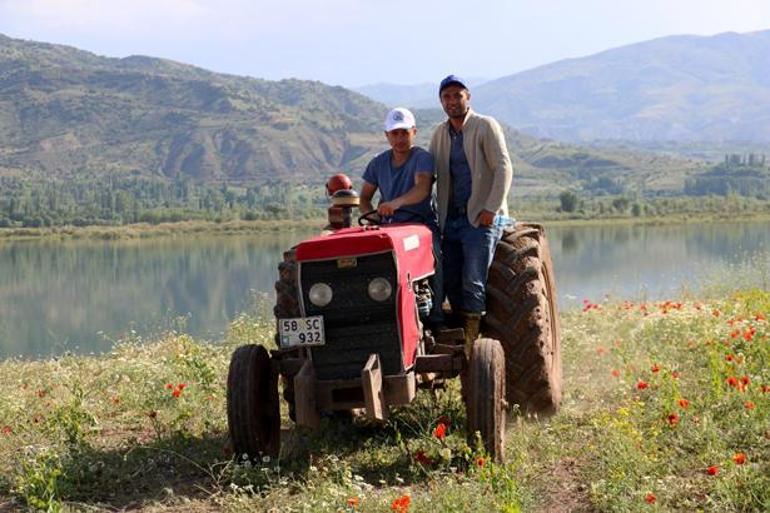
[[430, 75, 513, 350], [360, 107, 444, 327]]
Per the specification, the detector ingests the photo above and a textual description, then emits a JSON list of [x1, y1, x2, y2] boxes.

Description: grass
[[0, 290, 768, 512]]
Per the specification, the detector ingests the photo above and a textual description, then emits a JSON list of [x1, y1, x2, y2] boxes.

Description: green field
[[0, 287, 768, 512]]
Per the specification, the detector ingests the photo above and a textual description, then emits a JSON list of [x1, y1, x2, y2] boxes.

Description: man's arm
[[477, 119, 513, 226], [378, 172, 432, 216], [359, 181, 378, 214]]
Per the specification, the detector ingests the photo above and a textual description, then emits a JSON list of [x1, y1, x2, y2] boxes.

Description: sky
[[1, 0, 769, 87]]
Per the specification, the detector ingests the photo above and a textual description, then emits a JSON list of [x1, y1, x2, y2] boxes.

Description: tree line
[[0, 175, 328, 228]]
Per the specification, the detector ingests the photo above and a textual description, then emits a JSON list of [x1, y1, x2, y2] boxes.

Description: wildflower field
[[0, 289, 768, 512]]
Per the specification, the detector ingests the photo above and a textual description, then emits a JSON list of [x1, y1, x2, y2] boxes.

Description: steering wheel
[[357, 208, 425, 226], [358, 210, 382, 226]]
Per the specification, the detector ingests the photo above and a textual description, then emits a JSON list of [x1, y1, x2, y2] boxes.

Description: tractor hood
[[295, 224, 435, 280], [296, 224, 435, 372]]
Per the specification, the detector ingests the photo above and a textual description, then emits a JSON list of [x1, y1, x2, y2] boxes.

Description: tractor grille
[[300, 252, 402, 380]]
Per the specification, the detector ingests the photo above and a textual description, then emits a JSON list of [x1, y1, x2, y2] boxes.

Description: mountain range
[[357, 30, 770, 144], [0, 32, 719, 194]]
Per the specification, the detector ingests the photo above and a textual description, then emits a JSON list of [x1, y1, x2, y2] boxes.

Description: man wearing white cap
[[359, 107, 443, 327], [360, 107, 436, 225]]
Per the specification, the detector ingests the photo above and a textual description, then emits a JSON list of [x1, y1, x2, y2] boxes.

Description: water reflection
[[0, 221, 767, 359], [0, 232, 312, 358], [548, 221, 769, 310]]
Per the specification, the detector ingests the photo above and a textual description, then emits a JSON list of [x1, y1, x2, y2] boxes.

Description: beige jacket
[[429, 109, 513, 230]]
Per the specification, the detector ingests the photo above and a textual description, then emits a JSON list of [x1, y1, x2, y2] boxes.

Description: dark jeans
[[442, 215, 502, 314]]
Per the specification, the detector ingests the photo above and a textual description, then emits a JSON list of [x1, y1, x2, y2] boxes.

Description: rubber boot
[[461, 311, 482, 358], [459, 311, 482, 408]]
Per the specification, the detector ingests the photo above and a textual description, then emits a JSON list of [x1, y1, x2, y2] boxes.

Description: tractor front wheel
[[227, 344, 281, 460], [467, 337, 506, 463], [274, 248, 299, 421]]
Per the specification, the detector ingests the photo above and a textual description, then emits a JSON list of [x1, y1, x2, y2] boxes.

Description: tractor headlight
[[308, 282, 333, 307], [367, 277, 392, 302]]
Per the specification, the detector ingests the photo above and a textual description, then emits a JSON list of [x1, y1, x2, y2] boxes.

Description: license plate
[[278, 316, 325, 348]]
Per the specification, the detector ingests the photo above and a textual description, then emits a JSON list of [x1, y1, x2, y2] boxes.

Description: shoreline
[[1, 210, 768, 241]]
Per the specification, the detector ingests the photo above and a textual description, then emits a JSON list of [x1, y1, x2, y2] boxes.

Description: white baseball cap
[[384, 107, 416, 132]]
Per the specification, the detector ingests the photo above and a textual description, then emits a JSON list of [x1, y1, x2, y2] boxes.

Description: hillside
[[0, 33, 704, 198], [473, 30, 770, 143], [413, 107, 703, 197], [0, 34, 385, 184]]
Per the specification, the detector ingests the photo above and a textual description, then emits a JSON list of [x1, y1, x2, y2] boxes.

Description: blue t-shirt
[[362, 147, 438, 227]]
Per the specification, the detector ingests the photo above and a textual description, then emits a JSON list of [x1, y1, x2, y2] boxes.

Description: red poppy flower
[[743, 328, 756, 342], [671, 371, 680, 379], [165, 383, 174, 390], [651, 364, 660, 373], [645, 493, 656, 504], [667, 413, 680, 427], [636, 380, 649, 390], [433, 422, 447, 440], [170, 383, 187, 398], [761, 385, 770, 394], [390, 494, 411, 513], [347, 496, 360, 508], [744, 401, 755, 410], [678, 398, 690, 409], [733, 452, 746, 465], [476, 456, 486, 468], [725, 354, 734, 362], [727, 376, 739, 388], [706, 465, 718, 476], [611, 369, 621, 378], [1, 426, 11, 435]]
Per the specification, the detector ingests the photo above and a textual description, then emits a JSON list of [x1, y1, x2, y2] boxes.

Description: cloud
[[1, 0, 209, 31], [0, 0, 366, 36], [1, 0, 769, 85]]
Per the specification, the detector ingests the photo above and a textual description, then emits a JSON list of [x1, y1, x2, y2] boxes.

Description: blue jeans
[[442, 215, 502, 314]]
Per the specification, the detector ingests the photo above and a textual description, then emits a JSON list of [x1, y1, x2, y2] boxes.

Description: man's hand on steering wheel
[[358, 210, 382, 226], [377, 199, 403, 217], [358, 205, 423, 226]]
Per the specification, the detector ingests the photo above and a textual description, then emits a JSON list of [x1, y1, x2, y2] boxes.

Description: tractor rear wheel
[[274, 248, 299, 421], [467, 338, 506, 463], [484, 223, 562, 415], [227, 344, 281, 460]]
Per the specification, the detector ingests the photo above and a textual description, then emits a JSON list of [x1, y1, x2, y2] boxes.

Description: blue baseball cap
[[439, 74, 468, 95]]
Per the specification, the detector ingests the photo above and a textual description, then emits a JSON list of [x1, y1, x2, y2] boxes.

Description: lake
[[1, 220, 768, 359]]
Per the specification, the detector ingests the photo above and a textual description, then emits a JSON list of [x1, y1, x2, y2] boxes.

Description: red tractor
[[227, 176, 561, 463]]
